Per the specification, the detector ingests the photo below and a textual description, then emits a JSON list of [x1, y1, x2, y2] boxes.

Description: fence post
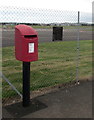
[[76, 11, 80, 84]]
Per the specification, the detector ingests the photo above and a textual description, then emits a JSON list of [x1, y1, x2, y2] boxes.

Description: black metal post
[[78, 11, 80, 24], [22, 62, 30, 107]]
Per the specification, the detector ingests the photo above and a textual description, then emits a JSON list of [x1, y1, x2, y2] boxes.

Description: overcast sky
[[0, 0, 93, 23], [0, 0, 93, 13]]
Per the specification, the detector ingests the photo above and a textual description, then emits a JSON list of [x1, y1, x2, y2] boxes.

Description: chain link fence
[[1, 6, 92, 106]]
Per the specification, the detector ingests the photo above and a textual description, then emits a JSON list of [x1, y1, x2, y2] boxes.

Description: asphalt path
[[3, 81, 92, 118], [2, 28, 92, 47]]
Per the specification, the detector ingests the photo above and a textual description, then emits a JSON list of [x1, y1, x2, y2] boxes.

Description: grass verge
[[2, 40, 92, 98]]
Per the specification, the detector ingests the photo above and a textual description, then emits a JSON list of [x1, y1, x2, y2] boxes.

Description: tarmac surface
[[2, 28, 92, 47], [2, 81, 92, 118]]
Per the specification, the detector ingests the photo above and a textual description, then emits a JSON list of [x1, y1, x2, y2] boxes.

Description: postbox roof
[[15, 24, 37, 36]]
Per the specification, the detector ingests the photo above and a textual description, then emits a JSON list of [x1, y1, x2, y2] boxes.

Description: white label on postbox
[[29, 43, 34, 53]]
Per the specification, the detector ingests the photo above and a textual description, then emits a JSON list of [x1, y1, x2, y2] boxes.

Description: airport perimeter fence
[[0, 6, 92, 106]]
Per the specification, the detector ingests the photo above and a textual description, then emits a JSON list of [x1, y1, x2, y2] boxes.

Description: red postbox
[[15, 24, 38, 107], [15, 24, 38, 62]]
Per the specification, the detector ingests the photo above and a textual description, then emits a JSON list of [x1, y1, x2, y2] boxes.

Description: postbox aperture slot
[[24, 35, 37, 38]]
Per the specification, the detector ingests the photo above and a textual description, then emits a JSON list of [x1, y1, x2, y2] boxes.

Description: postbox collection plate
[[29, 43, 34, 53]]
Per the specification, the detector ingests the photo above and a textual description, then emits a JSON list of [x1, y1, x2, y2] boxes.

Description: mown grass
[[3, 24, 92, 31], [2, 40, 92, 98]]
